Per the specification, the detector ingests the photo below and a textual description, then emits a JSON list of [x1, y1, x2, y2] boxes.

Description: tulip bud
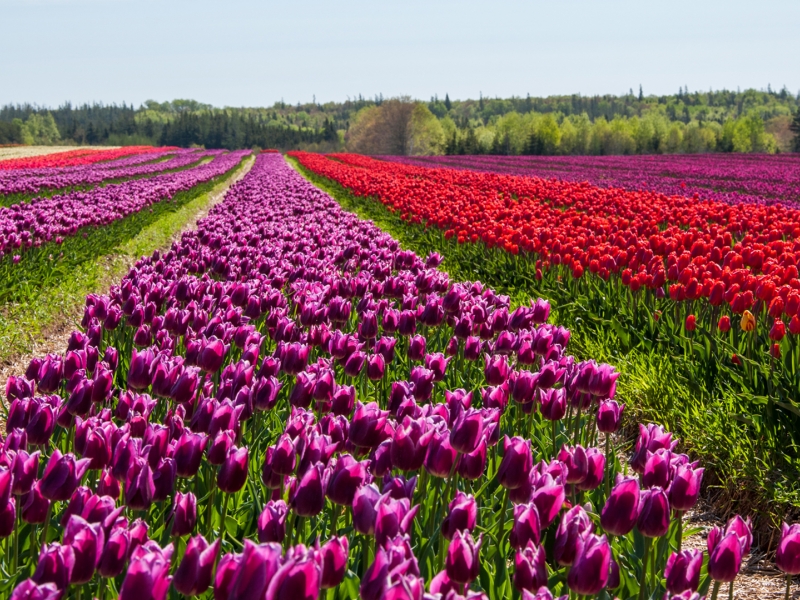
[[566, 533, 611, 596], [777, 522, 800, 575], [513, 541, 548, 592], [664, 549, 704, 594], [596, 400, 624, 433], [171, 491, 196, 537], [445, 530, 482, 585], [498, 436, 533, 490], [510, 503, 541, 549], [352, 483, 381, 536], [265, 551, 320, 600], [32, 543, 75, 590], [258, 500, 289, 543], [555, 505, 593, 566], [63, 515, 104, 584], [291, 463, 327, 517], [326, 454, 369, 506], [600, 476, 640, 536], [218, 446, 248, 494], [637, 487, 671, 538], [441, 491, 478, 540], [707, 528, 743, 582], [318, 536, 349, 589], [173, 535, 220, 596]]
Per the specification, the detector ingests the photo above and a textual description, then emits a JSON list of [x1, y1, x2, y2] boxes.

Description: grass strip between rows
[[287, 155, 799, 540]]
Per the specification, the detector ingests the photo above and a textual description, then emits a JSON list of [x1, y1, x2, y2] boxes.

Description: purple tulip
[[707, 527, 743, 582], [291, 463, 327, 517], [665, 549, 704, 593], [425, 353, 451, 381], [596, 399, 624, 433], [0, 498, 15, 538], [265, 550, 320, 600], [777, 522, 800, 575], [258, 500, 289, 543], [725, 515, 753, 555], [125, 458, 155, 511], [128, 347, 155, 390], [513, 541, 548, 592], [630, 423, 677, 473], [669, 462, 705, 511], [21, 482, 51, 524], [349, 402, 390, 449], [484, 354, 509, 386], [10, 580, 63, 600], [391, 416, 435, 472], [39, 450, 91, 501], [198, 338, 226, 373], [409, 366, 435, 401], [457, 437, 487, 480], [330, 385, 355, 416], [318, 536, 349, 589], [554, 505, 593, 566], [326, 454, 369, 506], [352, 483, 381, 536], [637, 487, 671, 538], [225, 540, 282, 600], [218, 446, 248, 494], [450, 407, 484, 454], [408, 335, 426, 361], [510, 503, 542, 549], [600, 476, 641, 536], [566, 533, 611, 596], [375, 494, 419, 547], [63, 515, 104, 584], [118, 542, 174, 600], [442, 491, 478, 540], [576, 447, 605, 491], [270, 434, 297, 476], [642, 449, 672, 489], [538, 388, 567, 421], [171, 491, 197, 537], [11, 450, 39, 496], [425, 429, 458, 478], [445, 530, 482, 585], [173, 535, 220, 596], [498, 435, 533, 490], [98, 525, 129, 578], [32, 543, 75, 590], [174, 430, 208, 478]]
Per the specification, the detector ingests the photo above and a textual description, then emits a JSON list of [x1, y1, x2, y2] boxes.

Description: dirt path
[[0, 155, 254, 406]]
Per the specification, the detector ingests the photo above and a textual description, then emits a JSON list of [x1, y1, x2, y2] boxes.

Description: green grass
[[0, 156, 252, 367], [288, 155, 800, 539]]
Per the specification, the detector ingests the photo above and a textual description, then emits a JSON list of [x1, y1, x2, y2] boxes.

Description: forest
[[1, 87, 799, 155]]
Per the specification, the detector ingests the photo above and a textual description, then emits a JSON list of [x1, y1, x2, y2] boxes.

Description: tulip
[[270, 434, 298, 476], [349, 402, 390, 449], [684, 314, 696, 331], [410, 366, 435, 401], [97, 469, 121, 499], [538, 388, 566, 421], [637, 487, 671, 538], [425, 353, 451, 381], [391, 416, 435, 472], [642, 448, 672, 489], [218, 446, 248, 493], [531, 477, 565, 528], [330, 385, 355, 416], [777, 522, 800, 576], [664, 549, 704, 594], [596, 399, 624, 433], [343, 351, 366, 377], [174, 430, 208, 478], [10, 580, 63, 600], [381, 474, 417, 501], [669, 463, 704, 511], [98, 526, 129, 578], [208, 430, 236, 466], [173, 535, 220, 596], [707, 528, 743, 583], [258, 500, 289, 543], [118, 543, 174, 600], [127, 347, 155, 390], [353, 483, 381, 536], [510, 503, 542, 549], [445, 530, 482, 585], [513, 541, 548, 592], [39, 450, 91, 501], [171, 491, 197, 537], [725, 514, 753, 555], [457, 437, 487, 480], [566, 533, 611, 596], [375, 494, 419, 547], [554, 505, 593, 566], [740, 310, 756, 332], [11, 450, 39, 496], [32, 543, 75, 590], [498, 436, 533, 490], [484, 354, 509, 385], [265, 551, 320, 600], [326, 454, 369, 506], [318, 536, 349, 588], [558, 444, 588, 485], [63, 515, 104, 584], [600, 476, 640, 536], [226, 540, 282, 600], [0, 498, 15, 538], [21, 481, 51, 524], [450, 407, 484, 454], [408, 335, 426, 361], [425, 430, 458, 478], [441, 491, 478, 540], [291, 463, 327, 517], [123, 457, 153, 511], [198, 338, 226, 373]]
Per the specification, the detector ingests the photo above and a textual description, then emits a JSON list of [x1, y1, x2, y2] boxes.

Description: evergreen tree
[[638, 85, 644, 101], [444, 94, 452, 111]]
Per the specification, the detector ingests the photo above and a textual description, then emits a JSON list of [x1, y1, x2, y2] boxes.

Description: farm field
[[1, 148, 799, 600], [0, 146, 120, 162], [385, 153, 800, 208]]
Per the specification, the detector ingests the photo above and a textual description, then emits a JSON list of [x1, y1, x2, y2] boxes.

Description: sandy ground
[[0, 145, 120, 162]]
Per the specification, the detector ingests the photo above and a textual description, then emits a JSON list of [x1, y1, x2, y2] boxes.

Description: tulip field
[[0, 149, 797, 600]]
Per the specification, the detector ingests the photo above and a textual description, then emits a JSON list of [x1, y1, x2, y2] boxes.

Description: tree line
[[1, 87, 799, 154]]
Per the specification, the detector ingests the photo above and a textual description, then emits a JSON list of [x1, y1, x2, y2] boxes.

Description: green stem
[[728, 581, 734, 600], [676, 511, 684, 553], [785, 573, 792, 600], [330, 502, 341, 538], [219, 493, 230, 544], [709, 580, 722, 600], [638, 537, 651, 600]]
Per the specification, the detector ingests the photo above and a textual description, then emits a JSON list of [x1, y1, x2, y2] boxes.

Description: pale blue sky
[[1, 0, 798, 108]]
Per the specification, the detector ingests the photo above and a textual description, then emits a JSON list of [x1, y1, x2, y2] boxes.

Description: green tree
[[790, 108, 800, 152]]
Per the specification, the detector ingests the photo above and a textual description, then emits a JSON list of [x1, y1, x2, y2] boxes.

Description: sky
[[1, 0, 799, 108]]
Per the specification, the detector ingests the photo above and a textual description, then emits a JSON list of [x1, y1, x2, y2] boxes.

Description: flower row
[[0, 146, 171, 171]]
